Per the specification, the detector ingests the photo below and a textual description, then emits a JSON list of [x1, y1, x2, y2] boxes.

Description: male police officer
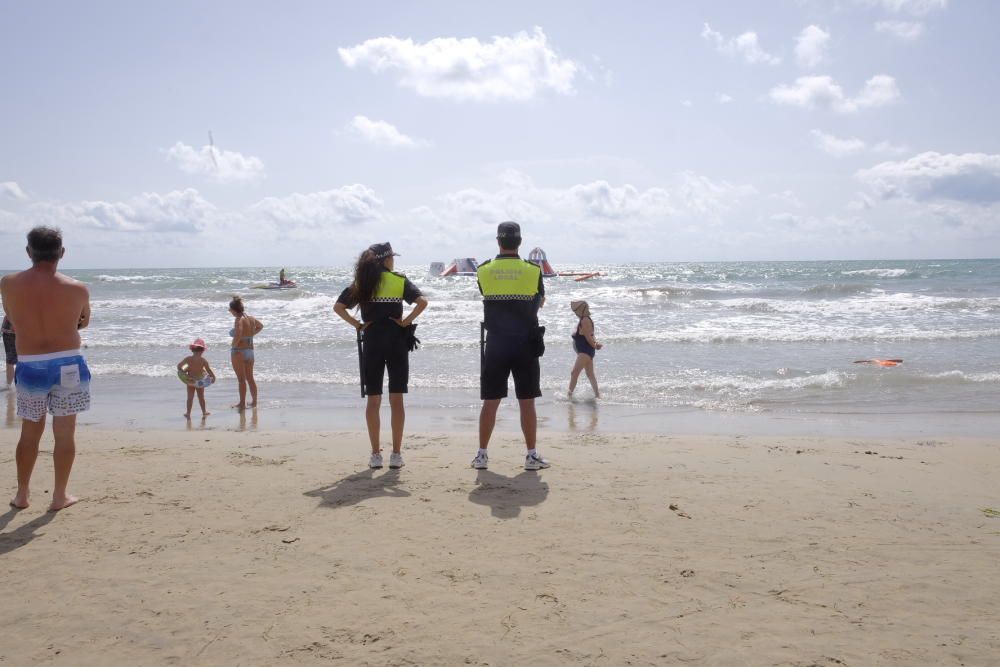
[[472, 222, 550, 471]]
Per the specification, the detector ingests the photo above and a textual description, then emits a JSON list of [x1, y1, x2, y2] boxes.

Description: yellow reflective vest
[[477, 257, 541, 300], [373, 271, 406, 302]]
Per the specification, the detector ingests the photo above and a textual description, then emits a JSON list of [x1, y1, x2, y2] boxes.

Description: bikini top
[[229, 326, 254, 342]]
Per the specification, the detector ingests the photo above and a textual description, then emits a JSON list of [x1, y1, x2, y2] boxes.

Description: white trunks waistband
[[17, 349, 83, 362]]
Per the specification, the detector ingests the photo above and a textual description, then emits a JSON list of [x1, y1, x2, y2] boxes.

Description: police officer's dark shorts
[[362, 328, 408, 396], [481, 334, 541, 400], [2, 332, 15, 366]]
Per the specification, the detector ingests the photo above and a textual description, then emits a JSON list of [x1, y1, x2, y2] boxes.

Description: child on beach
[[178, 338, 215, 419]]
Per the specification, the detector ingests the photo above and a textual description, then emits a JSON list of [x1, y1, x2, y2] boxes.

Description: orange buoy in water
[[853, 359, 903, 367]]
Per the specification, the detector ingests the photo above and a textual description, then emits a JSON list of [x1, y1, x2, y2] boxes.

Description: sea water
[[3, 259, 998, 435]]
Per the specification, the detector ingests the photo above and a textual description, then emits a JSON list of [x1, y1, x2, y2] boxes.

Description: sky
[[2, 0, 999, 269]]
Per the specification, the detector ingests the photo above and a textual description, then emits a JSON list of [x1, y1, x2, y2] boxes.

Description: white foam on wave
[[841, 268, 910, 278], [923, 370, 1000, 384], [703, 292, 1000, 319], [91, 297, 216, 310], [802, 283, 875, 297], [89, 362, 178, 378], [608, 324, 1000, 344], [96, 274, 176, 282]]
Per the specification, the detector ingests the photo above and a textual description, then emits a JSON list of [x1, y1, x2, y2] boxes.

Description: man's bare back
[[0, 267, 90, 354], [4, 227, 93, 512]]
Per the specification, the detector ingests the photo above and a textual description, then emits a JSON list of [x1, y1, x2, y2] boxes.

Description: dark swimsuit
[[572, 317, 596, 358]]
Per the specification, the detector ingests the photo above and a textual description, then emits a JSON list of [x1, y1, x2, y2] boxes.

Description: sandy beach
[[1, 425, 997, 666]]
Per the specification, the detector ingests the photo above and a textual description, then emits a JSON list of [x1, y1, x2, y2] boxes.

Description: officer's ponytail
[[348, 249, 387, 304]]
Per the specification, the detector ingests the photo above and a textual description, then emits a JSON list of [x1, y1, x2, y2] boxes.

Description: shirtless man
[[0, 227, 91, 511]]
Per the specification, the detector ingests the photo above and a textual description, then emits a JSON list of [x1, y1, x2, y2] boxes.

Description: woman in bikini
[[229, 295, 263, 410], [568, 300, 602, 399]]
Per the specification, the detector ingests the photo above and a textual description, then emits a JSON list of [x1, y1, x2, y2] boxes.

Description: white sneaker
[[524, 452, 550, 470], [369, 452, 383, 469], [471, 451, 489, 470], [389, 452, 404, 469]]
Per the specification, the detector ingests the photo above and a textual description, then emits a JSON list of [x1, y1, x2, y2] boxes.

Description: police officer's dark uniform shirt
[[477, 255, 545, 337], [337, 270, 421, 395], [336, 272, 422, 326]]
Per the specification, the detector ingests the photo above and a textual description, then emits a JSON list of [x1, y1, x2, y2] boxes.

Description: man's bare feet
[[231, 403, 245, 411], [183, 413, 191, 419], [9, 492, 29, 509], [202, 411, 211, 417], [48, 495, 79, 512]]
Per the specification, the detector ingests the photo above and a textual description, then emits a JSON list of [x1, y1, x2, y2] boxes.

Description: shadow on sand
[[468, 469, 549, 519], [304, 468, 410, 509], [0, 508, 56, 556]]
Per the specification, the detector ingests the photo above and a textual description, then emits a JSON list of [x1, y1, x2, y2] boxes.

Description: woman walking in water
[[229, 295, 263, 410], [334, 243, 427, 469], [568, 300, 602, 399]]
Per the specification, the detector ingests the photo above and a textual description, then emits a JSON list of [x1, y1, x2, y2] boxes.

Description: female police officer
[[334, 242, 428, 469]]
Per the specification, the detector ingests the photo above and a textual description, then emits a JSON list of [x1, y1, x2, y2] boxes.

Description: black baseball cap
[[369, 242, 400, 259], [497, 221, 521, 239]]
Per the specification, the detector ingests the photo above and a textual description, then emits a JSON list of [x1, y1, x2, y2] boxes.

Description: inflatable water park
[[429, 248, 604, 281], [430, 257, 479, 277]]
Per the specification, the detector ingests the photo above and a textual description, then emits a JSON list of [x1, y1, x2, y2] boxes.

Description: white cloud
[[347, 116, 428, 149], [857, 152, 1000, 203], [811, 131, 909, 157], [10, 184, 386, 246], [338, 27, 578, 102], [811, 130, 867, 157], [875, 20, 925, 40], [250, 185, 385, 229], [795, 25, 830, 68], [681, 99, 693, 107], [872, 140, 909, 155], [0, 208, 17, 232], [767, 212, 871, 238], [769, 190, 804, 208], [849, 192, 876, 210], [716, 93, 734, 104], [418, 170, 761, 251], [165, 141, 265, 183], [584, 55, 614, 87], [40, 189, 217, 233], [769, 74, 900, 113], [701, 23, 781, 65], [426, 169, 758, 232], [675, 172, 757, 218], [861, 0, 947, 16], [2, 181, 28, 201], [564, 180, 673, 221]]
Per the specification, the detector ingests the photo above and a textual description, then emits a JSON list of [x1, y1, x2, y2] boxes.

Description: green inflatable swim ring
[[177, 369, 215, 389]]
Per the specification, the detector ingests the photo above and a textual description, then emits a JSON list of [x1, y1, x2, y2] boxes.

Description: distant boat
[[252, 281, 298, 290]]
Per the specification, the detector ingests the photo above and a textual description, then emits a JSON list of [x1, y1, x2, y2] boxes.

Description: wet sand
[[1, 427, 998, 665], [8, 376, 1000, 440]]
